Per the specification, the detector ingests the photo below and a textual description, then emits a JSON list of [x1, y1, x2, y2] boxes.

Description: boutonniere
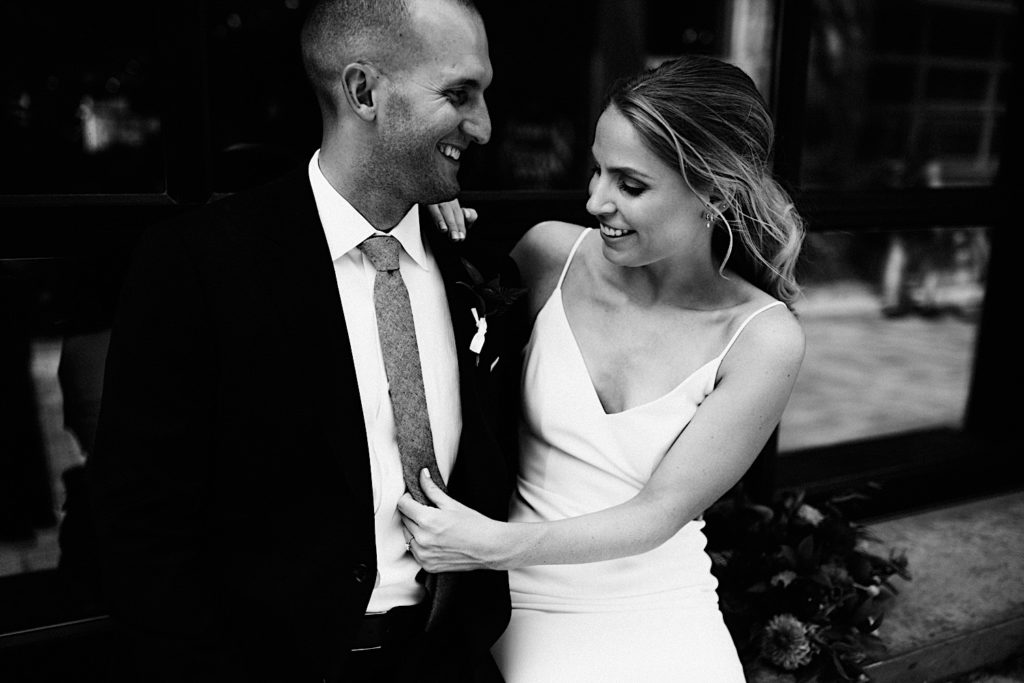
[[457, 257, 527, 365]]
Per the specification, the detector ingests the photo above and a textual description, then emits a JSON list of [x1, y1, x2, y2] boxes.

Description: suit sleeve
[[87, 225, 223, 678]]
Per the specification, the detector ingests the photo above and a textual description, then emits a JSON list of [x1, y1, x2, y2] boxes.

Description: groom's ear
[[341, 62, 381, 121]]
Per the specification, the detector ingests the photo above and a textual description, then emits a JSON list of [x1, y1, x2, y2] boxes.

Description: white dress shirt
[[307, 151, 462, 612]]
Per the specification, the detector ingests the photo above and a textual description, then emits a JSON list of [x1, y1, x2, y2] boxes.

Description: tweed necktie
[[359, 233, 454, 630], [358, 234, 447, 505]]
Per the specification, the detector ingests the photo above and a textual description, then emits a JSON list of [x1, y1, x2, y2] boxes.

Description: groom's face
[[369, 0, 493, 206]]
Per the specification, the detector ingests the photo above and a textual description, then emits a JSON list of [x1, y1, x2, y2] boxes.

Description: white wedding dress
[[492, 229, 782, 682]]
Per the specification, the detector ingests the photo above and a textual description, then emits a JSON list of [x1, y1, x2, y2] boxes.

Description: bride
[[410, 54, 806, 682]]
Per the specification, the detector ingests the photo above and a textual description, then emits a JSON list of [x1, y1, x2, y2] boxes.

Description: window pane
[[0, 4, 164, 194], [780, 227, 989, 452], [207, 0, 319, 193], [801, 0, 1015, 189], [470, 0, 776, 191], [0, 257, 121, 576]]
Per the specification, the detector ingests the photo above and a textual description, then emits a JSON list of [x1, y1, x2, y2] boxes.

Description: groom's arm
[[88, 222, 223, 679]]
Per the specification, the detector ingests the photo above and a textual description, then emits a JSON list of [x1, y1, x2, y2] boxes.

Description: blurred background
[[0, 0, 1020, 670]]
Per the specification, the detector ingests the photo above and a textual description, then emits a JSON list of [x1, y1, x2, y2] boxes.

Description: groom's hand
[[398, 469, 504, 572]]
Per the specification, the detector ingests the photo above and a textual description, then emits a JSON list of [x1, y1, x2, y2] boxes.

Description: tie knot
[[359, 235, 401, 272]]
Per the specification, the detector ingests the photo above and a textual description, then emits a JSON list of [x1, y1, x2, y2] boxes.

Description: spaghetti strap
[[718, 301, 787, 361], [555, 229, 591, 291]]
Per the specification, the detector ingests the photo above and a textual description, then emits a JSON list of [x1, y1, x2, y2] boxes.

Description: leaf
[[829, 491, 870, 505], [857, 633, 889, 659], [778, 545, 798, 567], [797, 535, 816, 562], [455, 280, 487, 312], [809, 570, 832, 587], [746, 504, 776, 523], [459, 257, 485, 285], [830, 650, 854, 681]]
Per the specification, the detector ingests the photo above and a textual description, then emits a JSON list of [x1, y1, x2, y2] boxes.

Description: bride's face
[[585, 105, 710, 270]]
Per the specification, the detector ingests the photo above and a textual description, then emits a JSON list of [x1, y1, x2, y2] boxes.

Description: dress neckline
[[541, 229, 786, 416], [549, 291, 722, 416]]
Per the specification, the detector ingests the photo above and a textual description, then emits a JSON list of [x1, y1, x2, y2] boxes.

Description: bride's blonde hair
[[606, 55, 804, 305]]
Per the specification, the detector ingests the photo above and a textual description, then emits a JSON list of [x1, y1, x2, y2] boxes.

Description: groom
[[87, 0, 523, 681]]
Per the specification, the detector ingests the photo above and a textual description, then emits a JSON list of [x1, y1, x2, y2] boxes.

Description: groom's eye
[[446, 89, 469, 106]]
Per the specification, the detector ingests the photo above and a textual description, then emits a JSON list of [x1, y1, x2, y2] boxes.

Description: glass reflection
[[802, 0, 1015, 189], [780, 227, 989, 452], [0, 3, 164, 194], [0, 257, 120, 578]]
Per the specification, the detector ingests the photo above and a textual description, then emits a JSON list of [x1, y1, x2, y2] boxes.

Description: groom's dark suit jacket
[[87, 169, 525, 683]]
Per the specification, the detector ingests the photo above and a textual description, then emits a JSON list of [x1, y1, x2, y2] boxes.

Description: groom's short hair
[[300, 0, 479, 118]]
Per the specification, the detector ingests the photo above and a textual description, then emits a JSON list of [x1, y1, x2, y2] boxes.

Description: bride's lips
[[599, 223, 635, 238]]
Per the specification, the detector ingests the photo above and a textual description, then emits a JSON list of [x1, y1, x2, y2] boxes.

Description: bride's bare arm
[[398, 310, 805, 572]]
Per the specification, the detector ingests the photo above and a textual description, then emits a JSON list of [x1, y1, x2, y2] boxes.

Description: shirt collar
[[307, 150, 430, 271]]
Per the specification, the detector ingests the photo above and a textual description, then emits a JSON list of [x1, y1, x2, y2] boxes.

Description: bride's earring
[[706, 206, 734, 275]]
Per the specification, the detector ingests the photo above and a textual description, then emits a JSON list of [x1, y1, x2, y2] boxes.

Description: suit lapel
[[423, 219, 516, 630], [422, 218, 494, 478], [423, 216, 478, 374], [246, 171, 374, 526]]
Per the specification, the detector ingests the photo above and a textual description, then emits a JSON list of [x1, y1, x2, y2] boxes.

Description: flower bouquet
[[703, 485, 911, 682]]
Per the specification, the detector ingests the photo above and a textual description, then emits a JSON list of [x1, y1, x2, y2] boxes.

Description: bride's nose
[[586, 179, 614, 217]]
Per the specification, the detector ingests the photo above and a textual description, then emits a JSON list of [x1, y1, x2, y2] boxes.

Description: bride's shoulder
[[509, 222, 589, 319], [725, 295, 805, 376], [511, 222, 589, 285]]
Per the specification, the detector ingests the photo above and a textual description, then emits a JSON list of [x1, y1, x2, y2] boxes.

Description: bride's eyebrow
[[593, 160, 655, 182], [589, 149, 655, 181], [610, 166, 653, 181]]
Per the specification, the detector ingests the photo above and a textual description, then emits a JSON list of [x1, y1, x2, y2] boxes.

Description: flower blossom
[[796, 504, 824, 526], [760, 614, 816, 671]]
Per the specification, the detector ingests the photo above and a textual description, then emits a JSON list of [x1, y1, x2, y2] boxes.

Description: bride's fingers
[[397, 492, 430, 525], [426, 204, 447, 232], [425, 202, 477, 242], [439, 202, 465, 242], [420, 469, 460, 510]]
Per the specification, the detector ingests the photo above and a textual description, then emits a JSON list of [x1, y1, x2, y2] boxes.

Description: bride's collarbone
[[570, 308, 730, 411], [571, 295, 738, 355], [562, 273, 766, 406]]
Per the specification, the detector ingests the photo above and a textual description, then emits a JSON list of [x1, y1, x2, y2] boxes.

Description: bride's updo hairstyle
[[605, 55, 804, 305]]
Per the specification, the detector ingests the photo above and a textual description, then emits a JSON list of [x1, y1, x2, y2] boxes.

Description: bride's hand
[[397, 469, 505, 572], [427, 199, 477, 242]]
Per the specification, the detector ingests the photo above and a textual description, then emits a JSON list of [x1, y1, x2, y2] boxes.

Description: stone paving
[[781, 281, 979, 453], [865, 490, 1024, 682]]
